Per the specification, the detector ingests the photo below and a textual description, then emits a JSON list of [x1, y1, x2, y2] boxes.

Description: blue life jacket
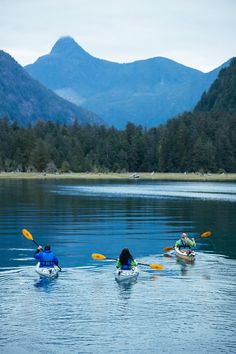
[[34, 250, 59, 268], [121, 258, 132, 270], [179, 239, 191, 250]]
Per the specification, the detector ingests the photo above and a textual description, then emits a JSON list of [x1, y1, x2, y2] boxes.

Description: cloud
[[0, 0, 235, 71]]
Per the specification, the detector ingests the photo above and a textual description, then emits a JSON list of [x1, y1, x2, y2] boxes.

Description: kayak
[[175, 246, 196, 262], [115, 267, 139, 282], [35, 262, 60, 278]]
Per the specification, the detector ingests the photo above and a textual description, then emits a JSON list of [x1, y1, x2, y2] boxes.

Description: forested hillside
[[158, 58, 236, 172], [0, 119, 160, 172], [0, 59, 235, 173], [194, 58, 236, 114], [0, 50, 102, 126]]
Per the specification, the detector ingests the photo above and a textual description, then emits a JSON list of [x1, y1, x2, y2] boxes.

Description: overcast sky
[[0, 0, 235, 72]]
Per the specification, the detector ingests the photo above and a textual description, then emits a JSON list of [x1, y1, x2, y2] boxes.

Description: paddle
[[163, 231, 212, 252], [91, 253, 164, 270], [21, 228, 62, 271], [22, 228, 40, 246]]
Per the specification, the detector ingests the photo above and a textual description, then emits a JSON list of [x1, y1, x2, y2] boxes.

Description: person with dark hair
[[116, 248, 137, 270], [34, 245, 59, 268]]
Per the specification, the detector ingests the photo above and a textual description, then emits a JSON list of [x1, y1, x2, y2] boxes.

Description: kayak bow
[[115, 266, 139, 282], [175, 246, 196, 262]]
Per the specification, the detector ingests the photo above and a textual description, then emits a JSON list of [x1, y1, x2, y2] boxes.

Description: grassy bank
[[0, 172, 236, 181]]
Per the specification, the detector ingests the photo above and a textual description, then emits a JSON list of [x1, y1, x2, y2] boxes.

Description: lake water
[[0, 179, 236, 354]]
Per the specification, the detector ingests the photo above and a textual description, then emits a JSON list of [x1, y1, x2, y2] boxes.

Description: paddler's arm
[[116, 259, 121, 268], [35, 245, 43, 253], [189, 238, 196, 248], [34, 246, 43, 259], [175, 240, 181, 248], [53, 254, 59, 266]]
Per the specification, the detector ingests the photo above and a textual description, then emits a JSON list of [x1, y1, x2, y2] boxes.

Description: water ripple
[[0, 254, 236, 353], [51, 182, 236, 202]]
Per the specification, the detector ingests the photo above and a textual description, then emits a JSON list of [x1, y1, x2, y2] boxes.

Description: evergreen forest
[[0, 58, 235, 173]]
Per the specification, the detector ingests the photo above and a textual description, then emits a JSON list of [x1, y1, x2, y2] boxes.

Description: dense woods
[[0, 59, 235, 173], [0, 111, 235, 173]]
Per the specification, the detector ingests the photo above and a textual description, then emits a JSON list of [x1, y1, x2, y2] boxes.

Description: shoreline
[[0, 172, 236, 181]]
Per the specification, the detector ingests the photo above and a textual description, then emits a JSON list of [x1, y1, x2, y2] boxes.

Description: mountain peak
[[0, 48, 102, 126], [50, 36, 90, 58]]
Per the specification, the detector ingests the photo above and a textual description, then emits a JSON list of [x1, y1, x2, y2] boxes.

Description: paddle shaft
[[96, 257, 146, 266], [33, 240, 40, 247], [138, 262, 152, 267], [91, 254, 163, 270]]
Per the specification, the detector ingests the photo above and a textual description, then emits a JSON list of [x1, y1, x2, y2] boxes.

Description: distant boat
[[130, 173, 140, 179]]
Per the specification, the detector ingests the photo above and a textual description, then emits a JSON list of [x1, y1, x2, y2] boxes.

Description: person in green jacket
[[175, 233, 196, 250], [116, 248, 138, 270]]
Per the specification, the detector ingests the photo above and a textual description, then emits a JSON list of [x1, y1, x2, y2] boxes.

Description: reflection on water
[[52, 181, 236, 201], [116, 280, 136, 300], [0, 179, 236, 353], [176, 258, 195, 277], [1, 255, 236, 354], [34, 275, 58, 290]]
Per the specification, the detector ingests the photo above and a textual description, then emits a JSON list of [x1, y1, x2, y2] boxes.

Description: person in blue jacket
[[34, 245, 59, 268]]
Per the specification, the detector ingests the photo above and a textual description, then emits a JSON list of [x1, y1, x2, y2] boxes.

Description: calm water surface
[[0, 179, 236, 354]]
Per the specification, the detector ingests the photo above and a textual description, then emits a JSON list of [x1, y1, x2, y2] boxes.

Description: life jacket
[[179, 239, 191, 250], [40, 260, 55, 267], [120, 258, 132, 270], [35, 250, 58, 268]]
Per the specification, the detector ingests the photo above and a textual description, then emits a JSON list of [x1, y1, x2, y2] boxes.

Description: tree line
[[0, 112, 235, 173]]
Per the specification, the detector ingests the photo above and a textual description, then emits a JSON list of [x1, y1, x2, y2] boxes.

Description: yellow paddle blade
[[149, 263, 164, 270], [163, 246, 174, 252], [200, 231, 212, 238], [91, 253, 106, 260], [22, 228, 33, 241]]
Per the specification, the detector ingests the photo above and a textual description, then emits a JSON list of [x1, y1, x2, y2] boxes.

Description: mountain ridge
[[0, 49, 103, 126], [25, 37, 232, 128], [0, 56, 235, 173], [194, 58, 236, 114]]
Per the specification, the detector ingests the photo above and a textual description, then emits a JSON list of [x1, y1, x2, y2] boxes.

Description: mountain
[[0, 58, 235, 173], [25, 36, 231, 128], [194, 58, 236, 114], [0, 50, 103, 126], [156, 57, 236, 173]]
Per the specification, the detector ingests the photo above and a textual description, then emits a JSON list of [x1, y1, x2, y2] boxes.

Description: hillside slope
[[158, 58, 236, 172], [26, 36, 230, 128], [0, 50, 102, 126]]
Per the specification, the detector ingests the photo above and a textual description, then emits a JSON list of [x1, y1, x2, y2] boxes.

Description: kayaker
[[175, 233, 196, 250], [116, 248, 138, 270], [34, 245, 59, 268]]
